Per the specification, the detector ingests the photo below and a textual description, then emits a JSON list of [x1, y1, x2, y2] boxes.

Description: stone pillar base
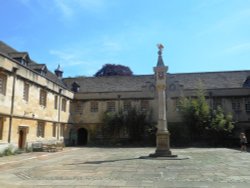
[[149, 131, 177, 157]]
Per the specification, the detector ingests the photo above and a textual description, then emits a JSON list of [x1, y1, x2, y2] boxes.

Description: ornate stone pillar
[[150, 44, 176, 157]]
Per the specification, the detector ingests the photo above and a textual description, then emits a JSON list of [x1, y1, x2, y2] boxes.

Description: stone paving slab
[[0, 147, 250, 187]]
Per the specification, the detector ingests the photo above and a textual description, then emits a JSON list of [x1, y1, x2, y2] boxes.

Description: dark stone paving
[[0, 147, 250, 187]]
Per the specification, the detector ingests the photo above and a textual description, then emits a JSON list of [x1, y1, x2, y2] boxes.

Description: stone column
[[150, 44, 176, 157]]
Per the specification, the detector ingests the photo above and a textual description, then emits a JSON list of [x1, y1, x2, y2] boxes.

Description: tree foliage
[[210, 106, 234, 132], [179, 88, 234, 141], [102, 108, 154, 142], [179, 89, 210, 139], [94, 64, 133, 77]]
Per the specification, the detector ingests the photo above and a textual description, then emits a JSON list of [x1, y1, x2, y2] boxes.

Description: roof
[[28, 63, 46, 70], [0, 41, 18, 54], [1, 41, 250, 94], [0, 41, 66, 88], [8, 52, 29, 59], [63, 75, 155, 93], [63, 70, 250, 93], [171, 71, 250, 90]]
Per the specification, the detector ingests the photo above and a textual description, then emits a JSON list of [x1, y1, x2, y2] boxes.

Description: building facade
[[0, 41, 73, 149], [1, 41, 250, 148]]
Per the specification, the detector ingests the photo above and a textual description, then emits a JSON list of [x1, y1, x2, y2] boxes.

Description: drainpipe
[[8, 67, 18, 143], [117, 95, 121, 111], [57, 88, 62, 140]]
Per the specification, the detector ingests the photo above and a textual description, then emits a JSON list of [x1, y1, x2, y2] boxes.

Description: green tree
[[179, 89, 210, 140], [102, 107, 154, 143], [179, 88, 234, 142], [94, 64, 133, 77], [210, 106, 234, 132]]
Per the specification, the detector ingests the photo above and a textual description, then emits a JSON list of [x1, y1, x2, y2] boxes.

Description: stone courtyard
[[0, 147, 250, 188]]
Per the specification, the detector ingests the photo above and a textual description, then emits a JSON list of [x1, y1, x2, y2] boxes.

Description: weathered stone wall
[[0, 54, 73, 145]]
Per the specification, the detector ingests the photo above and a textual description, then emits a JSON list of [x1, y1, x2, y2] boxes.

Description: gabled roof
[[28, 63, 47, 71], [0, 41, 66, 88], [243, 76, 250, 88], [8, 52, 29, 59]]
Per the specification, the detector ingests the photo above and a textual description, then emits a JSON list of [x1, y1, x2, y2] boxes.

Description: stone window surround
[[213, 97, 222, 109], [107, 101, 116, 112], [23, 82, 29, 102], [0, 73, 7, 95], [52, 123, 57, 137], [90, 101, 98, 113], [61, 98, 67, 112], [37, 121, 45, 138], [245, 98, 250, 112], [232, 98, 241, 112], [39, 89, 47, 107], [123, 100, 132, 111], [141, 100, 149, 111], [54, 95, 58, 110]]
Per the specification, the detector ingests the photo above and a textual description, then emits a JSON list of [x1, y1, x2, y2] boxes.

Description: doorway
[[18, 129, 26, 149], [77, 128, 88, 146]]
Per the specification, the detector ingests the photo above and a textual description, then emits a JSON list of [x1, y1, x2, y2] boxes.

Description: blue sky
[[1, 0, 250, 77]]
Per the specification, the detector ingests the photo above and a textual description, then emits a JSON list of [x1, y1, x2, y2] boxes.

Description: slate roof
[[28, 63, 46, 70], [1, 41, 250, 94], [63, 70, 250, 93], [63, 75, 155, 93], [171, 71, 250, 90], [0, 41, 17, 54], [8, 52, 29, 59], [0, 41, 66, 88]]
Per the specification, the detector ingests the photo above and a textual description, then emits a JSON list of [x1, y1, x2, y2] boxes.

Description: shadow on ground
[[66, 157, 139, 165]]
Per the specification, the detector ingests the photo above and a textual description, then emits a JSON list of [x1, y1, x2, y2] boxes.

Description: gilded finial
[[157, 43, 164, 52]]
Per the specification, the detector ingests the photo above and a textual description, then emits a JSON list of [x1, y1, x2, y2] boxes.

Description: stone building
[[1, 41, 250, 148], [0, 41, 73, 149]]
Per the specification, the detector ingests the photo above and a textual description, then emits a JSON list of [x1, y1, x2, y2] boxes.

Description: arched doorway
[[77, 128, 88, 146]]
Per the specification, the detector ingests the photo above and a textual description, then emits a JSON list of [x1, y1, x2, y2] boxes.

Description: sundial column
[[150, 44, 176, 157]]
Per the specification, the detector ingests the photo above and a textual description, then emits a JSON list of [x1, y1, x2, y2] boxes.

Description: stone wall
[[0, 54, 73, 147]]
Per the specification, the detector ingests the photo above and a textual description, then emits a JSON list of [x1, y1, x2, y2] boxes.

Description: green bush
[[101, 107, 155, 145], [4, 147, 13, 156]]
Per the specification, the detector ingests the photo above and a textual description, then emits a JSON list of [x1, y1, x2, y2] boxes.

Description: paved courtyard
[[0, 147, 250, 188]]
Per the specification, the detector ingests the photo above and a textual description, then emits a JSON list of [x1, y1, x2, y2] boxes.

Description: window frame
[[90, 101, 99, 113], [54, 95, 58, 110], [123, 100, 132, 111], [37, 121, 45, 138], [245, 97, 250, 113], [39, 89, 47, 107], [61, 98, 67, 112], [52, 123, 57, 137], [107, 101, 116, 112], [141, 100, 149, 112], [213, 98, 222, 110], [23, 82, 29, 102], [232, 98, 241, 112], [0, 73, 7, 95]]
